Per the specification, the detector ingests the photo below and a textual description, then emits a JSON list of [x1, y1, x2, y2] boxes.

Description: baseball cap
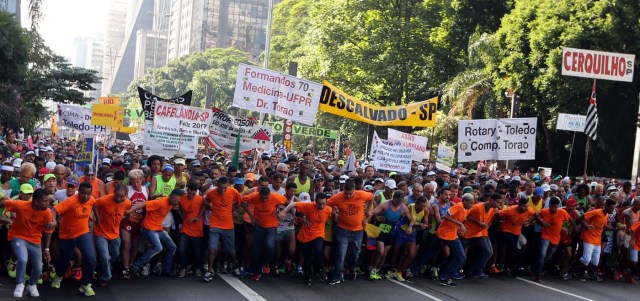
[[541, 184, 551, 192], [12, 158, 23, 168], [102, 158, 112, 166], [43, 174, 56, 183], [339, 175, 349, 184], [374, 178, 384, 184], [314, 173, 325, 181], [201, 156, 211, 161], [38, 167, 48, 177], [67, 177, 79, 187], [364, 185, 374, 191], [512, 176, 521, 182], [534, 187, 544, 197], [418, 165, 425, 171], [550, 184, 559, 191], [299, 192, 311, 202], [338, 159, 345, 165], [385, 179, 397, 189], [25, 151, 35, 156], [462, 186, 473, 194], [245, 173, 256, 182], [427, 171, 436, 176], [123, 159, 134, 169], [46, 161, 56, 172], [84, 165, 96, 175], [174, 158, 186, 165], [191, 160, 201, 167], [234, 177, 245, 185], [392, 190, 405, 199], [20, 184, 34, 194], [565, 198, 578, 207], [163, 164, 175, 172]]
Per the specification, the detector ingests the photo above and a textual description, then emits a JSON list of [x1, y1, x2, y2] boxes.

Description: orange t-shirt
[[206, 187, 242, 230], [54, 194, 96, 239], [94, 195, 131, 240], [79, 176, 103, 199], [463, 203, 495, 239], [580, 209, 608, 245], [180, 194, 205, 237], [539, 208, 571, 245], [326, 190, 373, 231], [436, 202, 468, 240], [296, 202, 332, 243], [499, 205, 535, 236], [631, 221, 640, 251], [5, 200, 53, 245], [244, 192, 287, 228], [142, 197, 173, 231]]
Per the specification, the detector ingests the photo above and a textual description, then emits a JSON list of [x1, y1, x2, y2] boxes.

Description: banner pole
[[364, 124, 370, 161], [566, 131, 576, 176]]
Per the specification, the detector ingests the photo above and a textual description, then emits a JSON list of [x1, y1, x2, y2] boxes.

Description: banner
[[143, 120, 198, 158], [98, 97, 119, 106], [387, 128, 428, 162], [556, 113, 586, 132], [457, 118, 537, 162], [129, 131, 145, 146], [57, 104, 110, 135], [91, 104, 124, 127], [319, 81, 438, 127], [137, 87, 193, 121], [262, 121, 337, 139], [370, 131, 412, 173], [152, 102, 212, 136], [436, 145, 456, 169], [75, 137, 94, 176], [232, 63, 321, 125], [207, 110, 273, 153], [562, 47, 634, 82]]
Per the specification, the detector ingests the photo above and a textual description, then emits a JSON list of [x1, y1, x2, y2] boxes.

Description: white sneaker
[[13, 283, 25, 298], [25, 284, 39, 297]]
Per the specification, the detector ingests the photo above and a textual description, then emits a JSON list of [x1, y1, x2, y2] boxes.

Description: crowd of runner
[[0, 128, 639, 298]]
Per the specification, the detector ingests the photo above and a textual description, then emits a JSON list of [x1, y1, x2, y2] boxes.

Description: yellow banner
[[98, 97, 120, 106], [319, 81, 437, 127], [91, 104, 124, 127], [113, 126, 137, 134]]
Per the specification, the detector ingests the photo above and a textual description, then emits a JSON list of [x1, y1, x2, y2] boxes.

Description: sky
[[22, 0, 107, 59]]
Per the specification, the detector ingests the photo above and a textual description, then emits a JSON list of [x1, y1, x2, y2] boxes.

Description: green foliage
[[128, 47, 252, 110]]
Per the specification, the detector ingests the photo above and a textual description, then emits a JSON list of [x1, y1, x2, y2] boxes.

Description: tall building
[[72, 34, 105, 101], [134, 28, 168, 80], [101, 0, 128, 96], [0, 0, 20, 21], [167, 0, 281, 62]]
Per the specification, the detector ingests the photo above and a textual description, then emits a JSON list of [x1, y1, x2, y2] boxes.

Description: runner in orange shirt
[[327, 179, 373, 284], [417, 193, 474, 287], [128, 189, 184, 277], [1, 189, 54, 298], [575, 198, 617, 281], [94, 184, 131, 286], [533, 197, 570, 282], [279, 192, 332, 285], [244, 186, 286, 281], [50, 182, 98, 296], [461, 192, 502, 279], [178, 182, 205, 278]]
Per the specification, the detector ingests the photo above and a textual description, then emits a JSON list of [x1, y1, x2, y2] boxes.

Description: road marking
[[516, 277, 595, 301], [387, 279, 444, 301], [218, 274, 267, 301]]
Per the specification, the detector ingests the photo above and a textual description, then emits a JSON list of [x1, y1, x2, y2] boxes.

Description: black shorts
[[378, 231, 396, 246]]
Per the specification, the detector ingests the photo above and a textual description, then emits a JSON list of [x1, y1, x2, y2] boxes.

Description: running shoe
[[577, 271, 588, 282], [25, 284, 39, 297], [51, 276, 63, 289], [286, 261, 293, 274], [13, 283, 24, 298], [560, 272, 570, 281], [178, 269, 186, 278], [7, 259, 16, 278], [385, 270, 394, 280], [317, 272, 328, 282], [452, 272, 465, 280], [122, 268, 131, 279], [439, 278, 457, 287], [141, 263, 150, 276], [72, 267, 82, 281], [590, 272, 603, 282], [262, 265, 271, 275], [471, 271, 489, 280], [431, 267, 440, 280], [305, 278, 311, 286], [194, 268, 202, 277], [614, 270, 622, 281], [251, 274, 261, 281], [393, 271, 406, 282], [327, 278, 343, 285], [79, 284, 95, 297], [369, 269, 382, 280], [489, 265, 501, 275], [203, 272, 214, 282]]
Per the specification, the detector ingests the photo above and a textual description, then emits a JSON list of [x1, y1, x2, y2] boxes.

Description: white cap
[[299, 192, 311, 202], [339, 175, 349, 184], [550, 184, 559, 191], [46, 161, 56, 171], [504, 175, 512, 180], [541, 184, 551, 192], [12, 158, 23, 168], [427, 171, 436, 176], [174, 158, 186, 165], [430, 181, 438, 190], [44, 146, 54, 152], [102, 158, 112, 165], [513, 176, 521, 182], [25, 151, 35, 156], [385, 179, 397, 189], [418, 165, 425, 171]]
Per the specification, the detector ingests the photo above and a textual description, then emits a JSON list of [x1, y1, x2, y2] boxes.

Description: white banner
[[436, 145, 456, 168], [129, 131, 145, 146], [556, 113, 586, 132], [497, 118, 537, 160], [57, 104, 110, 135], [143, 120, 198, 158], [152, 102, 212, 137], [387, 128, 428, 162], [562, 47, 635, 82], [207, 110, 273, 153], [370, 131, 412, 173], [232, 63, 321, 125], [457, 119, 498, 162]]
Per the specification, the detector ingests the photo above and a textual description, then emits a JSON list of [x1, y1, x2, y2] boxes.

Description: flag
[[231, 127, 241, 170], [584, 79, 598, 140], [51, 114, 59, 138]]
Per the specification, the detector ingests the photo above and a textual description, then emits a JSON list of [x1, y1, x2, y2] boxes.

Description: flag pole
[[566, 131, 576, 176], [583, 138, 590, 180]]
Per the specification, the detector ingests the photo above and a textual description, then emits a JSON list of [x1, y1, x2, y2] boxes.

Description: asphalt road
[[0, 271, 636, 301]]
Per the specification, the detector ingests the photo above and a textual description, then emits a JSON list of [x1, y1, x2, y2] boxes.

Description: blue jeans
[[418, 236, 466, 280], [178, 234, 203, 268], [133, 228, 176, 273], [11, 238, 42, 285], [251, 226, 276, 275], [56, 232, 96, 285], [332, 227, 363, 280], [534, 238, 557, 276], [95, 235, 121, 281], [462, 237, 493, 274]]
